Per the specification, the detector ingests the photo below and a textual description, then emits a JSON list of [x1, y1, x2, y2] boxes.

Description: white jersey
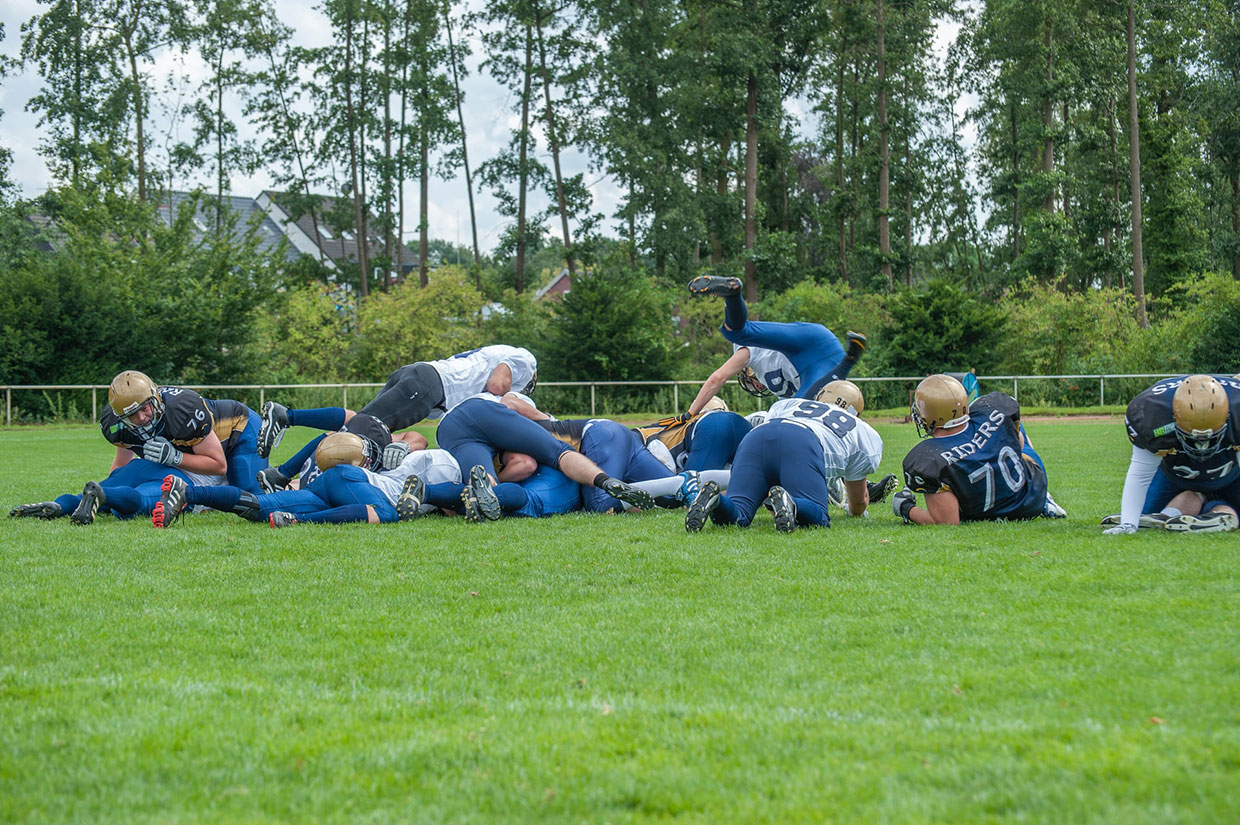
[[738, 344, 799, 399], [361, 448, 462, 508], [428, 345, 538, 417], [767, 398, 883, 481]]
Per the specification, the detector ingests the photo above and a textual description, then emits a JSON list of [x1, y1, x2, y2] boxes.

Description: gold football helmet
[[701, 396, 729, 413], [1172, 375, 1230, 459], [737, 366, 772, 398], [911, 374, 970, 438], [315, 432, 368, 470], [815, 380, 864, 416], [108, 370, 163, 437]]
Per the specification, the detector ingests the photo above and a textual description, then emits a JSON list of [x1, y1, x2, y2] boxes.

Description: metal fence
[[0, 373, 1181, 426]]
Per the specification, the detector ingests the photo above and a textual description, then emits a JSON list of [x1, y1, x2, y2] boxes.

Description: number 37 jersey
[[901, 392, 1048, 521], [766, 398, 883, 480]]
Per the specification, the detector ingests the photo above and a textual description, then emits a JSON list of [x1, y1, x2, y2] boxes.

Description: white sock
[[1161, 507, 1181, 518]]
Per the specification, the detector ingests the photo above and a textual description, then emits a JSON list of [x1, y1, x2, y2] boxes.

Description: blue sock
[[55, 494, 80, 512], [289, 408, 347, 431], [723, 293, 748, 332], [298, 504, 370, 524], [280, 434, 325, 477], [425, 482, 466, 509], [187, 485, 243, 511], [495, 483, 529, 512]]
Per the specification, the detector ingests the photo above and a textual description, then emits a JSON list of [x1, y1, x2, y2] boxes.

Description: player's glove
[[143, 436, 182, 466], [892, 487, 916, 523], [655, 411, 694, 429], [1102, 523, 1138, 535], [382, 440, 411, 470]]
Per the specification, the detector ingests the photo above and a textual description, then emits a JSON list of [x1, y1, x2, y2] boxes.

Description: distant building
[[154, 191, 301, 263], [534, 268, 572, 301]]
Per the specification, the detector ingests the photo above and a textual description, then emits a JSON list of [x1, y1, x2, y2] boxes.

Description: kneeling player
[[892, 375, 1065, 525], [1101, 374, 1240, 534]]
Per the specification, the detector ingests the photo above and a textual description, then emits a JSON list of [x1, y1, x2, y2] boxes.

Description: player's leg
[[357, 362, 446, 432], [1165, 480, 1240, 532], [773, 428, 832, 528], [309, 465, 399, 523], [225, 409, 268, 494], [683, 412, 752, 471], [257, 402, 348, 458], [709, 428, 781, 527], [579, 422, 649, 512]]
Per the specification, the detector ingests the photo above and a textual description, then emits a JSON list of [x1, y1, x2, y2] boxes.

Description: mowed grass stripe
[[1, 420, 1237, 823]]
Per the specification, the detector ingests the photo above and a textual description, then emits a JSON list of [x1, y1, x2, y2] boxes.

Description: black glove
[[143, 436, 183, 466], [892, 488, 916, 523]]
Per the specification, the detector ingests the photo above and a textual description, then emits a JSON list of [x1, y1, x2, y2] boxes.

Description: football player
[[400, 460, 584, 523], [814, 380, 898, 508], [684, 392, 885, 533], [154, 431, 462, 528], [256, 344, 538, 459], [433, 392, 655, 521], [1101, 374, 1240, 534], [634, 397, 753, 475], [684, 275, 866, 413], [892, 375, 1065, 526], [9, 370, 266, 524]]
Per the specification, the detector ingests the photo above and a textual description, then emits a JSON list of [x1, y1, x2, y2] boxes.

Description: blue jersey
[[100, 386, 214, 452], [1124, 375, 1240, 490], [902, 392, 1048, 521]]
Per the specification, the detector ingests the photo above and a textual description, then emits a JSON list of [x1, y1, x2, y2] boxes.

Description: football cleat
[[845, 331, 867, 361], [1100, 512, 1171, 529], [9, 501, 64, 519], [827, 477, 846, 508], [268, 511, 298, 528], [70, 481, 106, 525], [685, 480, 721, 533], [396, 475, 426, 521], [1164, 512, 1238, 533], [256, 401, 290, 459], [152, 475, 189, 529], [1043, 491, 1067, 519], [687, 275, 742, 297], [600, 477, 655, 511], [257, 466, 291, 494], [464, 464, 502, 523], [764, 486, 798, 533], [677, 471, 702, 507], [868, 473, 898, 505]]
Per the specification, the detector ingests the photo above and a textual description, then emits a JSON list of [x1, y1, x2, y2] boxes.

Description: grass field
[[1, 418, 1237, 823]]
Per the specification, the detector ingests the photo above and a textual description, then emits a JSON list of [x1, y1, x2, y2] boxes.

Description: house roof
[[154, 191, 301, 263], [258, 189, 419, 273]]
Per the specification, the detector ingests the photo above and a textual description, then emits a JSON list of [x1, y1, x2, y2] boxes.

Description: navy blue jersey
[[1124, 375, 1240, 489], [204, 398, 253, 454], [100, 386, 213, 453], [902, 392, 1048, 521]]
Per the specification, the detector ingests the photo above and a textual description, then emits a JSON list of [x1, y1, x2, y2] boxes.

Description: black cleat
[[685, 480, 721, 532], [1164, 512, 1238, 533], [845, 331, 867, 361], [268, 511, 298, 528], [1100, 512, 1170, 529], [70, 481, 105, 526], [764, 485, 798, 533], [396, 475, 426, 521], [9, 501, 64, 519], [152, 475, 188, 529], [867, 473, 898, 505], [687, 275, 742, 297], [257, 401, 289, 459], [600, 477, 655, 511], [257, 466, 290, 494], [464, 465, 501, 523]]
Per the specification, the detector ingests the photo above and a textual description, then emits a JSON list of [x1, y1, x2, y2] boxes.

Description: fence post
[[1100, 376, 1105, 407], [260, 386, 265, 407], [590, 384, 596, 416], [1013, 377, 1019, 404], [92, 387, 97, 422], [343, 385, 348, 409], [6, 388, 9, 426], [673, 382, 679, 411]]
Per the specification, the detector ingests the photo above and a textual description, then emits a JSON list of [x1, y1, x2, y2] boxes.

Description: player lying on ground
[[9, 370, 267, 524], [683, 274, 866, 413], [1100, 374, 1240, 534], [256, 345, 537, 459], [891, 374, 1066, 526], [684, 381, 887, 534]]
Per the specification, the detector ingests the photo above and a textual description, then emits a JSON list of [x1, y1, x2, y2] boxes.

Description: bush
[[879, 279, 1007, 377]]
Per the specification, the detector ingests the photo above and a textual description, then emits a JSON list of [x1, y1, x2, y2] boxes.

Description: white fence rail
[[1, 374, 1181, 426]]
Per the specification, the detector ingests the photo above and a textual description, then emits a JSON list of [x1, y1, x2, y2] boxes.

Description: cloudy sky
[[0, 2, 966, 254]]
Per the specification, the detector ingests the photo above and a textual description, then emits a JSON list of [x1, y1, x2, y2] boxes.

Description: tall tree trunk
[[710, 135, 730, 265], [533, 4, 575, 280], [903, 75, 912, 287], [358, 9, 372, 292], [849, 61, 858, 253], [397, 1, 409, 283], [418, 46, 430, 288], [516, 25, 533, 294], [877, 0, 892, 289], [1231, 173, 1240, 279], [835, 60, 847, 284], [1105, 100, 1118, 288], [1128, 0, 1148, 327], [382, 12, 393, 291], [1010, 101, 1021, 259], [124, 31, 147, 202], [444, 8, 480, 272], [72, 0, 82, 184], [344, 2, 369, 299], [1042, 22, 1055, 213], [744, 71, 758, 302], [1061, 101, 1070, 223], [215, 45, 225, 235]]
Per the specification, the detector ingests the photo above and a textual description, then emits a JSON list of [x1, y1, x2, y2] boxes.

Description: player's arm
[[497, 451, 537, 483], [394, 430, 428, 451], [1108, 445, 1161, 533], [909, 490, 960, 525], [688, 348, 751, 416], [485, 362, 515, 396], [843, 479, 869, 516], [501, 391, 550, 420], [110, 445, 134, 472], [178, 431, 228, 475]]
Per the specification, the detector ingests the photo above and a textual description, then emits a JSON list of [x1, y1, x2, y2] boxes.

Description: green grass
[[1, 419, 1237, 823]]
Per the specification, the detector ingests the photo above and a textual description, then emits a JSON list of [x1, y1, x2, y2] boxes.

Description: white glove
[[143, 436, 183, 466], [892, 487, 916, 523], [382, 440, 411, 470], [1102, 524, 1138, 535]]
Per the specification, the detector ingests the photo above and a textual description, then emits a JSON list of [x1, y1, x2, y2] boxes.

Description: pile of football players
[[10, 277, 1240, 534]]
